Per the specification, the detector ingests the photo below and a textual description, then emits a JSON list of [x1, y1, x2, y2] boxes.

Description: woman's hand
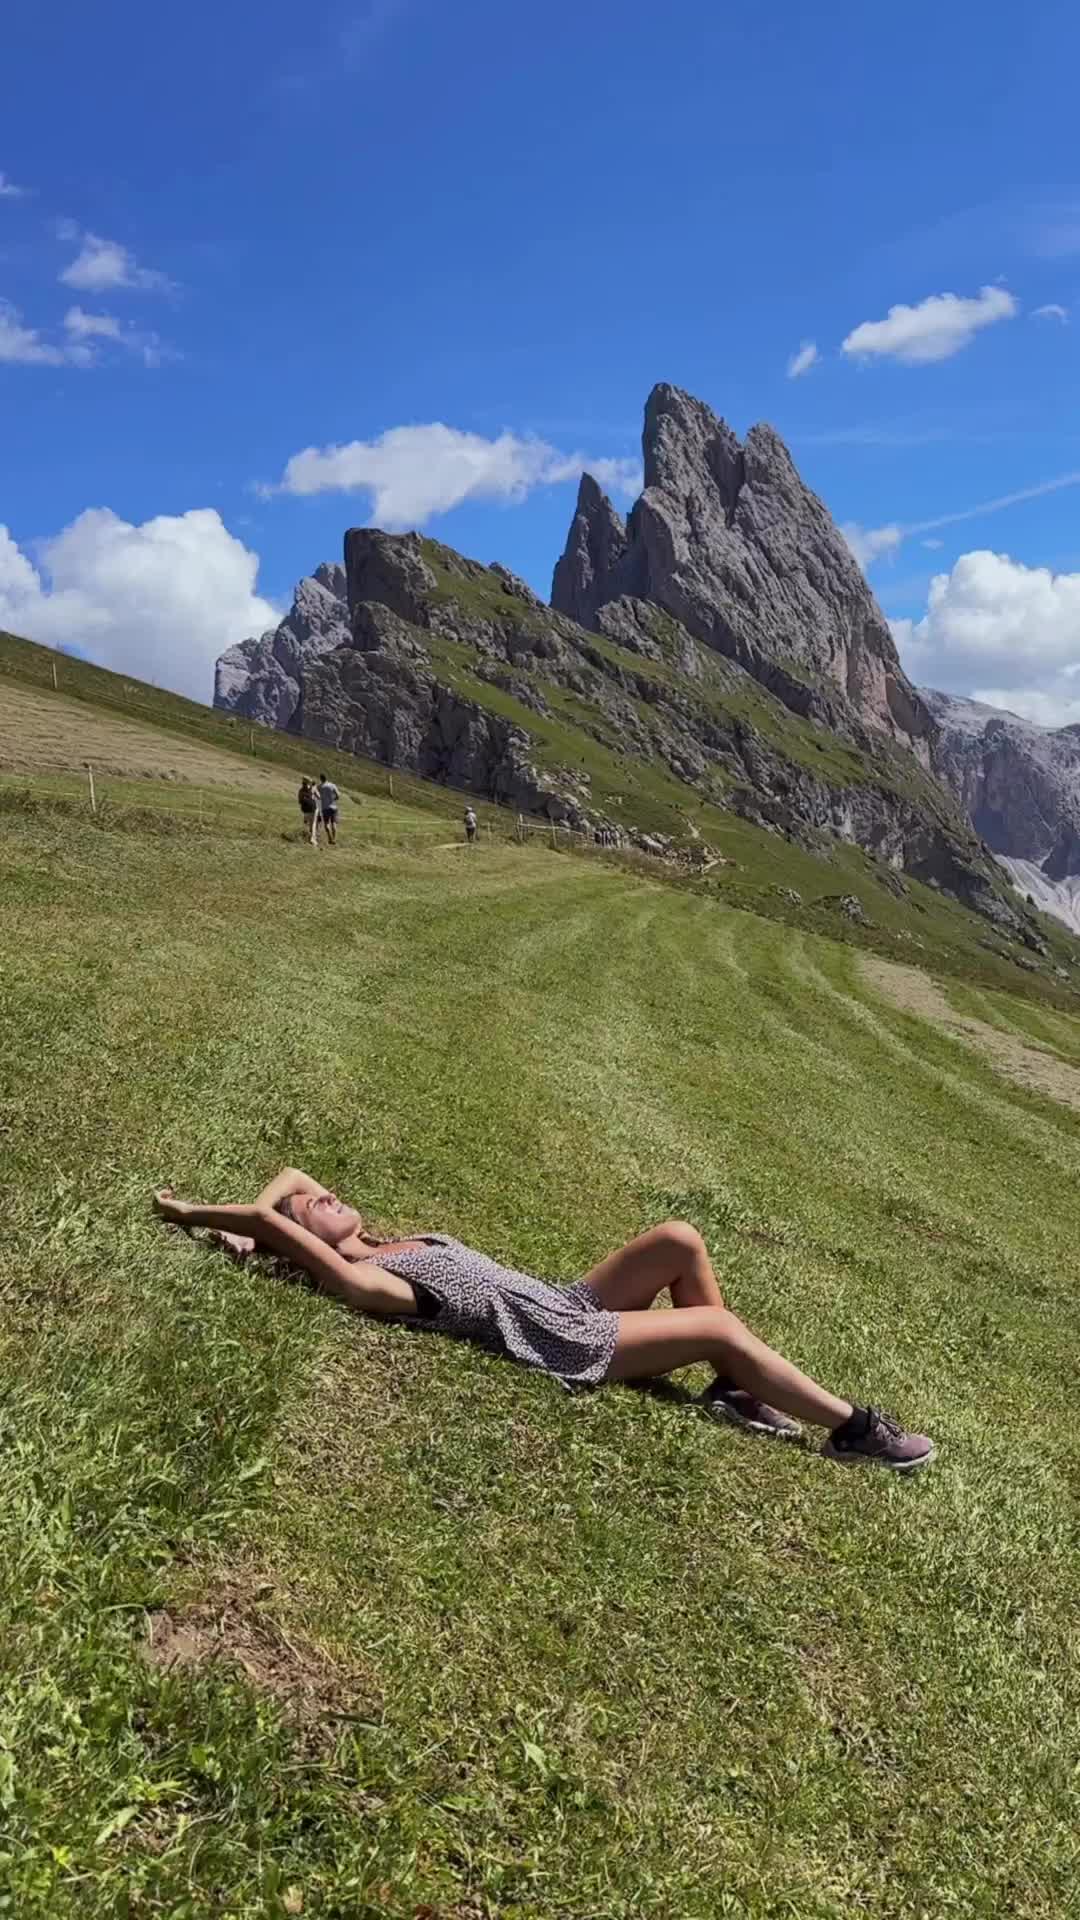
[[153, 1187, 194, 1228], [210, 1229, 257, 1263]]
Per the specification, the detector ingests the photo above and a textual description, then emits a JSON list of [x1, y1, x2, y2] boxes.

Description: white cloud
[[63, 306, 122, 341], [59, 231, 175, 295], [786, 340, 819, 379], [842, 285, 1017, 365], [0, 172, 30, 199], [840, 522, 903, 570], [265, 422, 642, 526], [922, 537, 944, 550], [840, 469, 1080, 571], [0, 510, 277, 703], [0, 300, 73, 367], [1033, 302, 1068, 322], [63, 305, 174, 368], [893, 549, 1080, 725]]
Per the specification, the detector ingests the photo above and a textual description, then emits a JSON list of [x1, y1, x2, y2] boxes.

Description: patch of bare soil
[[142, 1577, 376, 1744], [860, 954, 1080, 1114]]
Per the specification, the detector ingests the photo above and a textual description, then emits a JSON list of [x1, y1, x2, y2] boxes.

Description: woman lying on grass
[[154, 1168, 934, 1472]]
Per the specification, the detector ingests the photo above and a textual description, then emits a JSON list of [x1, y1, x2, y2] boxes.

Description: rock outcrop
[[212, 383, 1023, 934], [214, 563, 349, 730], [552, 383, 934, 761], [923, 687, 1080, 932]]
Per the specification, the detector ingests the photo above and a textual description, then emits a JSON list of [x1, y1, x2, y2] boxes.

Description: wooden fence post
[[86, 765, 97, 815]]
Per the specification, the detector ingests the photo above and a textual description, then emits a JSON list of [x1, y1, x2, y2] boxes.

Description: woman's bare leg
[[586, 1221, 851, 1430], [583, 1220, 726, 1311], [607, 1305, 852, 1430]]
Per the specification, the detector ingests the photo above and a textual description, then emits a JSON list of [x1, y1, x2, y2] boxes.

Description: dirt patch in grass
[[143, 1578, 376, 1740], [861, 954, 1080, 1113], [0, 683, 300, 792]]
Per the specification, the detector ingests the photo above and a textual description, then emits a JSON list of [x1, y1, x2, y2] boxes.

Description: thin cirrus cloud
[[786, 341, 820, 379], [841, 285, 1017, 365], [1033, 302, 1068, 322], [58, 227, 176, 295], [262, 422, 644, 527], [842, 469, 1080, 575], [0, 171, 31, 198]]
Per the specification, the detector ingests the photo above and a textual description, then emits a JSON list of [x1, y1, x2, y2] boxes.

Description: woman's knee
[[655, 1218, 707, 1261]]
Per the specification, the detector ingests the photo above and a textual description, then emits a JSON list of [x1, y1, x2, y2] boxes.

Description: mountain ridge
[[213, 382, 1019, 932], [921, 685, 1080, 932]]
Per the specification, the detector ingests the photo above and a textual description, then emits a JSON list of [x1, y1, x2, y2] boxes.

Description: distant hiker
[[319, 773, 341, 845], [297, 777, 320, 847], [154, 1177, 935, 1473], [463, 806, 478, 846]]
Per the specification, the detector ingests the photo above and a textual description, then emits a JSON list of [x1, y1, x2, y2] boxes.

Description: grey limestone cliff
[[212, 383, 1022, 932], [214, 562, 349, 730], [923, 687, 1080, 930], [552, 383, 933, 761]]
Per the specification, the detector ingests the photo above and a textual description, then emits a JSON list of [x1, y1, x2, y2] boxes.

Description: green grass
[[0, 628, 506, 833], [5, 779, 1080, 1916], [4, 618, 1080, 1004]]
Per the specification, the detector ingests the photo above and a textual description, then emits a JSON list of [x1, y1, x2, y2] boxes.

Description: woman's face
[[294, 1191, 362, 1247]]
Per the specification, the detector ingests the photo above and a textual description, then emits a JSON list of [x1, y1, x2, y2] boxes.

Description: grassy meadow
[[4, 661, 1080, 1915]]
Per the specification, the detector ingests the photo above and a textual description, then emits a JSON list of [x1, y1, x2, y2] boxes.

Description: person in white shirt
[[463, 806, 477, 845], [318, 774, 341, 845]]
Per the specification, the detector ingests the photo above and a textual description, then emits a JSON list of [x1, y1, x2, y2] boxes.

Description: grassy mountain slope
[[415, 535, 979, 829], [5, 779, 1080, 1916], [5, 621, 1080, 1000]]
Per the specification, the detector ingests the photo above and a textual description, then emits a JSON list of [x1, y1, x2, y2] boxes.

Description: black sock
[[831, 1404, 871, 1442]]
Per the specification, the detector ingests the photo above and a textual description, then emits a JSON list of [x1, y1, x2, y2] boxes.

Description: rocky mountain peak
[[214, 561, 351, 730], [553, 382, 934, 763], [549, 474, 629, 631], [923, 686, 1080, 927]]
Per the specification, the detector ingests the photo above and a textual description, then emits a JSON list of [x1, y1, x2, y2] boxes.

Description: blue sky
[[4, 0, 1080, 719]]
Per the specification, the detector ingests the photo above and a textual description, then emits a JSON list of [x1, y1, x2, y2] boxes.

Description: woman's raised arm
[[253, 1166, 331, 1211], [248, 1205, 419, 1318], [152, 1190, 417, 1320]]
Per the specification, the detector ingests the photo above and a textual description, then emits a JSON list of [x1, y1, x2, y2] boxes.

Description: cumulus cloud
[[842, 285, 1017, 365], [60, 230, 175, 295], [0, 172, 30, 198], [840, 522, 903, 570], [1033, 302, 1068, 322], [893, 548, 1080, 725], [0, 510, 277, 703], [786, 340, 819, 379], [265, 422, 643, 526]]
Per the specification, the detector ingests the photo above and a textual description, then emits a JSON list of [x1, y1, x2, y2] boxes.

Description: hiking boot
[[700, 1378, 803, 1442], [823, 1406, 935, 1473]]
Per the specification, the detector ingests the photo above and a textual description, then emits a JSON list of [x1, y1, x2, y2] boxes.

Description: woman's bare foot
[[153, 1187, 193, 1228]]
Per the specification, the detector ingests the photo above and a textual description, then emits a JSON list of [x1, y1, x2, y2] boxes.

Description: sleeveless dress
[[363, 1235, 619, 1388]]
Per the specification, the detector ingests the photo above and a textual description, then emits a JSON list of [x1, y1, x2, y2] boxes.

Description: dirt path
[[859, 954, 1080, 1114]]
